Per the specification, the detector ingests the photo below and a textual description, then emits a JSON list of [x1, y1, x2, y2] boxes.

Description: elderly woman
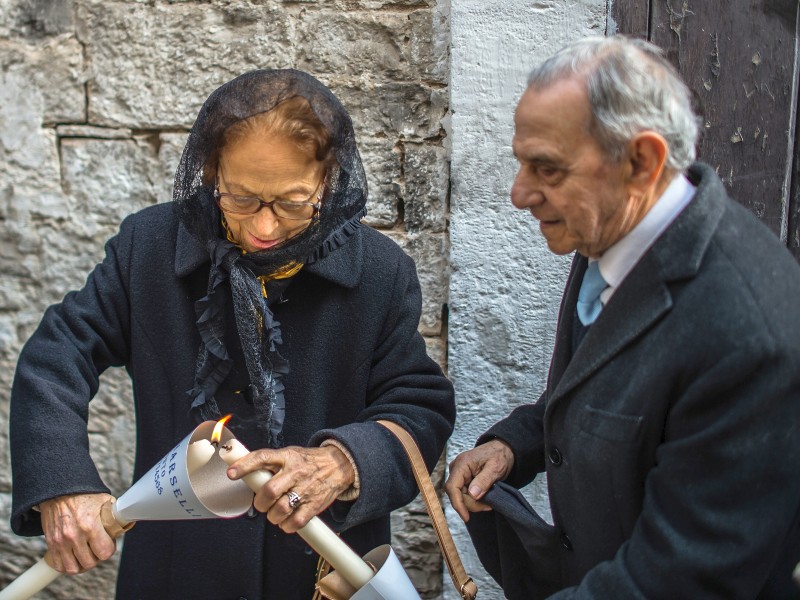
[[9, 70, 455, 599]]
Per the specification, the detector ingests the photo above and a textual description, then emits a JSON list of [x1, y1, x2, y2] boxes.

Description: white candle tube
[[187, 439, 216, 475], [0, 557, 59, 600], [219, 438, 374, 590]]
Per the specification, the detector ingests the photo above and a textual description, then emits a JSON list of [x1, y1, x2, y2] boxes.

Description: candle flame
[[211, 414, 233, 445]]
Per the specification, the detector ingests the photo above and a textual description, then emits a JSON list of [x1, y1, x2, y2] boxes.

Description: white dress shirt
[[593, 174, 696, 307]]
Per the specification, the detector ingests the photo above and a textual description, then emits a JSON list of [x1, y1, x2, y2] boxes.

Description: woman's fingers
[[229, 445, 355, 532], [40, 493, 117, 574]]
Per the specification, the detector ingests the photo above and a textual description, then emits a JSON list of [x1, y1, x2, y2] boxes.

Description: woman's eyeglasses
[[214, 176, 322, 221]]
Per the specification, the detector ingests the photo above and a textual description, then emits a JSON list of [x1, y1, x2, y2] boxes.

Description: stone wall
[[0, 0, 450, 597]]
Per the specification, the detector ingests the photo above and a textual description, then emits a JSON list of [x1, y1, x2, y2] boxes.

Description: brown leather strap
[[377, 420, 477, 600]]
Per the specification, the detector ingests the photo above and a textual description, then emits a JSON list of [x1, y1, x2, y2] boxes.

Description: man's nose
[[510, 173, 543, 210]]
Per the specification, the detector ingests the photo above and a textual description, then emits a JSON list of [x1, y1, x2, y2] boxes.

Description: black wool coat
[[10, 203, 455, 600], [480, 164, 800, 599]]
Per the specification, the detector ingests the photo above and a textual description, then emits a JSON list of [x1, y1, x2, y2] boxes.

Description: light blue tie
[[577, 261, 608, 326]]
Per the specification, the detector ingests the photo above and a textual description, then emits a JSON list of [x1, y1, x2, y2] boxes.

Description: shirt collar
[[595, 174, 696, 301]]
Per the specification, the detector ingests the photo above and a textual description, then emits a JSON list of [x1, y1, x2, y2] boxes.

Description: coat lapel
[[546, 163, 727, 407]]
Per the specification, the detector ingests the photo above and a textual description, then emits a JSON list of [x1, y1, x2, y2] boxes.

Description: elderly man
[[446, 36, 800, 599]]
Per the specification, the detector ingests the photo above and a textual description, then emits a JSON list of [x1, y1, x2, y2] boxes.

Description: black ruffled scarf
[[186, 210, 365, 447]]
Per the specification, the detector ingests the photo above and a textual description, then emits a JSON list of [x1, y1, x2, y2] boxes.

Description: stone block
[[88, 369, 136, 497], [384, 230, 447, 336], [3, 0, 75, 37], [331, 82, 447, 141], [38, 136, 161, 297], [78, 2, 295, 128], [60, 136, 160, 233], [358, 135, 402, 228], [296, 9, 442, 83], [0, 35, 86, 124], [404, 142, 448, 232], [0, 402, 9, 492], [423, 335, 447, 373]]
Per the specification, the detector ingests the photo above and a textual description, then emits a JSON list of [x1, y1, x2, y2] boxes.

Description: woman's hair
[[203, 96, 334, 184], [527, 35, 700, 172]]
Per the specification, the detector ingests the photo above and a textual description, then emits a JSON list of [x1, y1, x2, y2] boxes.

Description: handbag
[[314, 420, 478, 600]]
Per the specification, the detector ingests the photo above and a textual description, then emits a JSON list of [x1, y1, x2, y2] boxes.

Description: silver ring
[[287, 490, 302, 510]]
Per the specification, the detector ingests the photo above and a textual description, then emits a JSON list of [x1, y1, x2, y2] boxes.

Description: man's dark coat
[[10, 203, 455, 600], [479, 164, 800, 599]]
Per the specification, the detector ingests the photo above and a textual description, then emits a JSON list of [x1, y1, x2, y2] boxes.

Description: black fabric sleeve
[[309, 251, 455, 529], [10, 217, 135, 536], [479, 391, 548, 488]]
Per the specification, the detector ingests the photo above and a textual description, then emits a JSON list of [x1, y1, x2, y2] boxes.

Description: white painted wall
[[447, 2, 608, 597]]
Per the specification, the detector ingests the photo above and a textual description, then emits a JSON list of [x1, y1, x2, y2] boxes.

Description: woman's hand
[[445, 439, 515, 522], [226, 445, 355, 533], [39, 493, 117, 574]]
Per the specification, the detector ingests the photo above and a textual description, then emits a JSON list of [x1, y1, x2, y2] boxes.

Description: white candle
[[0, 557, 59, 600], [187, 439, 216, 475], [219, 438, 374, 590]]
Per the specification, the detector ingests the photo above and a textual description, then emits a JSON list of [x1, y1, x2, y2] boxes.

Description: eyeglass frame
[[213, 173, 323, 221]]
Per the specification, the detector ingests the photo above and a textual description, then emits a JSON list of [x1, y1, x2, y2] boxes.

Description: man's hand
[[445, 439, 515, 522], [39, 493, 116, 574], [226, 445, 355, 534]]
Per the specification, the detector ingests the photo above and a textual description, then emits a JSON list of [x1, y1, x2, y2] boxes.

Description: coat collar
[[174, 221, 364, 289], [547, 162, 728, 404]]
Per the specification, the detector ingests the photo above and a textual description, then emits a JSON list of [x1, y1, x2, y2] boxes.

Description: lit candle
[[187, 439, 216, 475], [218, 438, 374, 590]]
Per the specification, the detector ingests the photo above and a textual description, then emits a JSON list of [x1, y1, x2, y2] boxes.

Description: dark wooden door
[[611, 0, 800, 260]]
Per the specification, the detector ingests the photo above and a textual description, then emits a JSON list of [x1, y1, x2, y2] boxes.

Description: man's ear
[[624, 131, 669, 196]]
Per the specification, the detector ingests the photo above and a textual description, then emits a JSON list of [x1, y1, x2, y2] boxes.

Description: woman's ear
[[624, 130, 669, 196]]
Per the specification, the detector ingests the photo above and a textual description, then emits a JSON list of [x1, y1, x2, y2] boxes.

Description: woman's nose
[[250, 204, 281, 235]]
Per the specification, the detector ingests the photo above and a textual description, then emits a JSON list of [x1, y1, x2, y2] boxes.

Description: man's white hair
[[528, 36, 700, 172]]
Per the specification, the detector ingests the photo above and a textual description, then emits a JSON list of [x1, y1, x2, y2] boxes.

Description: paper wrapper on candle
[[0, 421, 251, 600], [114, 421, 252, 523], [219, 438, 375, 590]]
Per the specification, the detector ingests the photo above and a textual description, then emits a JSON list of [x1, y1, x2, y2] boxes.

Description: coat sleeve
[[549, 340, 800, 599], [478, 392, 548, 488], [309, 250, 455, 529], [10, 218, 135, 536]]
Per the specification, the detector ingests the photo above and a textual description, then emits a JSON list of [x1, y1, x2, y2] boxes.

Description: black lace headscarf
[[173, 69, 368, 447]]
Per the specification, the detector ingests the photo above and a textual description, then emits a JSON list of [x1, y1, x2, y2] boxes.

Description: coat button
[[549, 447, 563, 466], [560, 533, 573, 551]]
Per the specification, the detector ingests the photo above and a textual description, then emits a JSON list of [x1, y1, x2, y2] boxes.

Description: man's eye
[[538, 166, 564, 184]]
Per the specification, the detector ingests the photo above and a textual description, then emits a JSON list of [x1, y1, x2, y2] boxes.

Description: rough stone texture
[[0, 1, 450, 598], [447, 1, 607, 598]]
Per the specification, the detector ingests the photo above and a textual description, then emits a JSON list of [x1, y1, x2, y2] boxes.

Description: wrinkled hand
[[39, 493, 116, 574], [445, 440, 515, 522], [226, 445, 354, 534]]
